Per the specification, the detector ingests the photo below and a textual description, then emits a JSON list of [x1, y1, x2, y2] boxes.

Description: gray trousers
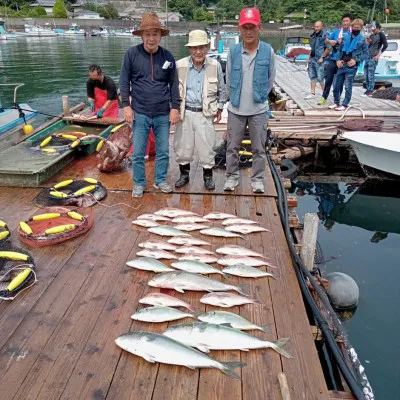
[[226, 111, 268, 182]]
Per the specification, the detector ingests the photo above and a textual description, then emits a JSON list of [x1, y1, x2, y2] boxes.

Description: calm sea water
[[1, 36, 399, 398]]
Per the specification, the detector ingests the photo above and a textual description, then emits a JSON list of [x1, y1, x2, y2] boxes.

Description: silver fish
[[131, 306, 195, 322], [132, 219, 160, 228], [222, 265, 277, 279], [172, 216, 209, 224], [225, 225, 271, 234], [148, 225, 191, 237], [200, 292, 261, 308], [197, 311, 270, 332], [178, 254, 219, 264], [217, 255, 277, 268], [154, 208, 197, 218], [216, 245, 266, 258], [163, 322, 292, 357], [174, 246, 215, 255], [136, 249, 177, 260], [139, 292, 196, 312], [222, 218, 258, 226], [200, 227, 244, 239], [115, 332, 246, 379], [137, 214, 171, 222], [138, 240, 178, 251], [168, 236, 211, 246], [171, 260, 227, 278], [126, 257, 175, 273], [175, 224, 210, 232], [148, 271, 247, 295], [203, 212, 236, 220]]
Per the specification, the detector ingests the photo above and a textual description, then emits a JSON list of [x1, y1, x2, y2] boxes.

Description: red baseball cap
[[239, 8, 261, 26]]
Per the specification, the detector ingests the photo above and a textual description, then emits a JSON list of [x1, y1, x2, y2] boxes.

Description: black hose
[[267, 152, 367, 399], [12, 107, 64, 119]]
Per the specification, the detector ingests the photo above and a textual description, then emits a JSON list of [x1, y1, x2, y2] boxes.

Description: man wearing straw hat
[[224, 8, 275, 194], [174, 30, 226, 190], [120, 12, 180, 198]]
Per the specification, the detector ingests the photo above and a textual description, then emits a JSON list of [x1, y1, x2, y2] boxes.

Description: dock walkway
[[0, 151, 332, 399]]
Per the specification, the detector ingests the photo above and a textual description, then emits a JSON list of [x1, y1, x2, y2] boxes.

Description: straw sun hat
[[132, 13, 169, 37], [185, 30, 211, 47]]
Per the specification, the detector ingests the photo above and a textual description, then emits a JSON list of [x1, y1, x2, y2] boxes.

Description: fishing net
[[0, 219, 10, 244], [30, 131, 87, 155], [33, 178, 107, 208], [0, 242, 37, 300], [340, 119, 384, 131], [16, 206, 94, 247]]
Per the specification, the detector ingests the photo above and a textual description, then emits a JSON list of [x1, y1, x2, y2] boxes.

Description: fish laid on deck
[[163, 322, 293, 357], [222, 265, 277, 279], [136, 249, 177, 260], [222, 218, 258, 225], [200, 292, 261, 308], [171, 260, 227, 278], [126, 257, 175, 273], [177, 254, 219, 264], [174, 246, 215, 255], [154, 208, 197, 218], [132, 219, 160, 228], [225, 224, 271, 234], [137, 214, 171, 222], [217, 255, 277, 268], [171, 216, 209, 224], [139, 292, 196, 312], [203, 212, 237, 220], [131, 306, 196, 322], [175, 224, 210, 232], [148, 225, 191, 237], [115, 332, 245, 379], [216, 245, 267, 258], [168, 236, 211, 246], [200, 227, 244, 239], [138, 239, 178, 251], [148, 271, 247, 295]]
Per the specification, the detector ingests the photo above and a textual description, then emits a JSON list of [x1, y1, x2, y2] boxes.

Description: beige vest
[[176, 56, 219, 120]]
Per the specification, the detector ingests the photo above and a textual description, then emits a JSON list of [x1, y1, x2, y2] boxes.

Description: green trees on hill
[[53, 0, 67, 18]]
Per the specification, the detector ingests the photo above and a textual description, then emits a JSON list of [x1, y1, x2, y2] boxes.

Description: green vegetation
[[53, 0, 67, 18], [84, 2, 119, 19]]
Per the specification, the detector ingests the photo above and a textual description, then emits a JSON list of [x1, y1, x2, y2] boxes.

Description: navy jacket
[[120, 44, 180, 117]]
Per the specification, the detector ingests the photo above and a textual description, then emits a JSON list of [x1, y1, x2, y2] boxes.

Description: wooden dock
[[0, 149, 334, 399]]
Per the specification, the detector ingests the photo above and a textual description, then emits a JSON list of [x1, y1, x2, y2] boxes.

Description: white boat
[[114, 28, 135, 37], [375, 39, 400, 79], [0, 18, 16, 40], [56, 23, 85, 36], [90, 26, 114, 37], [276, 36, 311, 63], [14, 19, 56, 37], [208, 32, 240, 61], [343, 131, 400, 176]]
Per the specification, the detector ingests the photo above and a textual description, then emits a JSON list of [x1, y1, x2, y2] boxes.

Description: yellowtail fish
[[154, 208, 197, 218], [168, 236, 211, 246], [200, 292, 261, 308], [222, 218, 258, 225], [148, 225, 191, 237], [222, 265, 277, 279], [217, 255, 277, 268], [131, 306, 196, 323], [139, 292, 196, 312], [203, 212, 236, 220], [126, 257, 175, 273], [175, 224, 210, 232], [138, 239, 178, 251], [215, 245, 266, 258], [171, 260, 227, 278], [174, 246, 215, 255], [172, 216, 209, 224], [132, 219, 159, 228], [137, 214, 171, 222], [136, 249, 177, 260], [200, 227, 244, 239], [225, 225, 270, 234]]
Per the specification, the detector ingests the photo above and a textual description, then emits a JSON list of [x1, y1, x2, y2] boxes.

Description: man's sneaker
[[335, 105, 348, 111], [317, 97, 326, 105], [154, 182, 172, 193], [328, 103, 339, 109], [132, 186, 144, 198], [304, 93, 315, 100], [223, 179, 239, 192], [251, 182, 264, 193], [367, 91, 373, 97]]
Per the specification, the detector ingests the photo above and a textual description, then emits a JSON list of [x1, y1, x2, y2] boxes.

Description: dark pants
[[322, 60, 338, 100], [333, 65, 357, 107]]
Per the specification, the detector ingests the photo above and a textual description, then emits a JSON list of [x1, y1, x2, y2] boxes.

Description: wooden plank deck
[[0, 151, 330, 399], [275, 56, 400, 117]]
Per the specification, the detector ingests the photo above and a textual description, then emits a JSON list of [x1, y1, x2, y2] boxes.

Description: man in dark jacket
[[120, 13, 180, 198]]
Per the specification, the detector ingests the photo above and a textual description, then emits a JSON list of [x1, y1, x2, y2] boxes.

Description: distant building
[[70, 0, 108, 16], [284, 11, 309, 23], [206, 6, 217, 16], [73, 10, 104, 19], [157, 12, 182, 23], [30, 0, 55, 16]]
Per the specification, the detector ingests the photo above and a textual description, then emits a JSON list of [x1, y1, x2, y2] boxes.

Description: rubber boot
[[203, 168, 215, 190], [175, 164, 190, 188]]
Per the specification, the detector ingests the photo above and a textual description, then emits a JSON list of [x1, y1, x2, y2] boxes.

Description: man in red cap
[[224, 8, 275, 194]]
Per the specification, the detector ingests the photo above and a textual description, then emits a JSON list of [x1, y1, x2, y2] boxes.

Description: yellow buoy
[[84, 177, 98, 184], [0, 220, 6, 228], [40, 136, 52, 147], [96, 140, 104, 152], [54, 179, 74, 189], [7, 268, 33, 292], [67, 211, 84, 221], [239, 150, 253, 156], [58, 134, 78, 140], [49, 191, 69, 198], [20, 221, 33, 235], [74, 185, 96, 196], [23, 125, 33, 135], [69, 139, 81, 149], [111, 123, 124, 133], [42, 148, 57, 153], [0, 251, 29, 261], [32, 213, 61, 221], [242, 140, 251, 145], [0, 231, 10, 240], [45, 224, 75, 235]]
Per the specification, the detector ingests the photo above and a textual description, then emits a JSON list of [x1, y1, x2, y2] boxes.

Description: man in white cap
[[224, 8, 275, 193], [174, 30, 226, 190]]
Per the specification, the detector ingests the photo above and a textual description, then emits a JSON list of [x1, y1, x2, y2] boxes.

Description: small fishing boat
[[375, 39, 400, 79], [14, 18, 56, 37], [343, 131, 400, 177], [90, 26, 114, 37], [0, 18, 16, 40], [207, 32, 240, 62], [114, 28, 135, 37], [277, 36, 311, 63], [56, 23, 86, 36]]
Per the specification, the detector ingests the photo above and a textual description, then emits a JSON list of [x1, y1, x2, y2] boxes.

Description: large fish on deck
[[168, 237, 211, 246], [171, 260, 227, 278], [216, 245, 267, 258], [139, 292, 196, 312], [148, 225, 191, 237], [137, 214, 171, 222], [222, 218, 258, 225], [148, 271, 247, 295], [217, 255, 277, 268], [131, 306, 196, 323], [200, 292, 261, 308], [136, 249, 177, 260], [115, 332, 246, 379], [225, 225, 270, 234], [174, 246, 215, 255], [175, 224, 210, 232], [222, 265, 277, 279], [172, 216, 209, 224], [200, 227, 244, 239], [132, 219, 160, 228], [138, 239, 178, 251], [163, 322, 293, 357], [178, 254, 219, 264], [154, 208, 197, 218], [203, 212, 236, 220], [126, 257, 175, 273]]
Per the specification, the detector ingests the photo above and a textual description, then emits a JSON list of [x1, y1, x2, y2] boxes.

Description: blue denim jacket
[[337, 34, 369, 65], [229, 41, 271, 107], [310, 29, 328, 59]]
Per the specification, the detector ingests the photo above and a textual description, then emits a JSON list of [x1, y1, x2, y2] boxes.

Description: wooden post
[[62, 95, 70, 115], [300, 213, 319, 270], [278, 372, 291, 400]]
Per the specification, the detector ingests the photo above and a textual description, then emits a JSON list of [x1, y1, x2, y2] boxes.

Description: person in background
[[333, 19, 368, 111], [120, 13, 180, 198], [224, 7, 276, 194], [304, 21, 328, 100], [318, 14, 353, 106], [86, 64, 119, 118], [364, 22, 388, 97], [174, 30, 226, 190]]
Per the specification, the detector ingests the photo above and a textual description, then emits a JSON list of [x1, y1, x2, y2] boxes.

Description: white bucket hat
[[185, 30, 211, 47]]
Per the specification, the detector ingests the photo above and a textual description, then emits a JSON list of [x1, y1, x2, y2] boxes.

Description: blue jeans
[[364, 59, 378, 92], [308, 58, 325, 83], [132, 113, 170, 187], [333, 65, 357, 107]]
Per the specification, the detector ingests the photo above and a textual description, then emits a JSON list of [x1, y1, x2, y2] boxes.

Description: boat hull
[[0, 104, 37, 136]]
